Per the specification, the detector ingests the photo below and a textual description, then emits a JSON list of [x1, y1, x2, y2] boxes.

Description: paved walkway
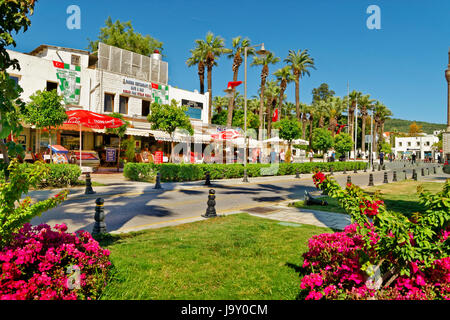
[[26, 163, 448, 233]]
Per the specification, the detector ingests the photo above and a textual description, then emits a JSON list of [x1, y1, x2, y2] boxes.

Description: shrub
[[299, 172, 450, 300], [18, 162, 81, 188], [123, 161, 367, 182], [0, 223, 111, 300]]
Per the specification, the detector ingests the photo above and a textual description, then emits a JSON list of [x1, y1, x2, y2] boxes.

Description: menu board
[[106, 148, 116, 162], [154, 151, 163, 164]]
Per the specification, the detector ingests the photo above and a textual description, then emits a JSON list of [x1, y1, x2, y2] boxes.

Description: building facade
[[6, 43, 211, 161], [393, 135, 439, 160]]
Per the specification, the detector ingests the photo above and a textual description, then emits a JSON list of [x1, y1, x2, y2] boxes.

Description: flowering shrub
[[300, 171, 450, 300], [0, 223, 111, 300]]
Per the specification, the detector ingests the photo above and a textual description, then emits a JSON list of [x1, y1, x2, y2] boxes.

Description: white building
[[6, 43, 210, 158], [393, 135, 439, 160]]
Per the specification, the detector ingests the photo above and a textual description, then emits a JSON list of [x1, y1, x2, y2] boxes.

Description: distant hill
[[384, 118, 446, 134]]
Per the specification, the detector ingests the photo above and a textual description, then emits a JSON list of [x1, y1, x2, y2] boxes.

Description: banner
[[54, 61, 81, 105]]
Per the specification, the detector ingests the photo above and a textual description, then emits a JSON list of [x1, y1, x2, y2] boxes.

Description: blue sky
[[9, 0, 450, 124]]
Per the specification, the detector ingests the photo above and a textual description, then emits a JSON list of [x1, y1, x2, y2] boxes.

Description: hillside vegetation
[[384, 118, 446, 134]]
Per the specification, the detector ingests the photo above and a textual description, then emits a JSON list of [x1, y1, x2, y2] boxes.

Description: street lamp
[[242, 43, 267, 182]]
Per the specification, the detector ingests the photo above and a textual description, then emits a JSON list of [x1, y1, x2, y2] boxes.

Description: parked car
[[68, 150, 100, 172]]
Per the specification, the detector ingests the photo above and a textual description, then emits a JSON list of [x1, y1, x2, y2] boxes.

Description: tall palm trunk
[[308, 116, 314, 146], [278, 81, 286, 121], [268, 98, 276, 137], [258, 64, 268, 134], [294, 75, 300, 121], [301, 113, 307, 140], [226, 52, 242, 127], [207, 64, 213, 124], [198, 61, 205, 94], [361, 113, 367, 154]]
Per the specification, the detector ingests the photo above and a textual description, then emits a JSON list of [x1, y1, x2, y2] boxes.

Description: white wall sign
[[122, 78, 152, 99]]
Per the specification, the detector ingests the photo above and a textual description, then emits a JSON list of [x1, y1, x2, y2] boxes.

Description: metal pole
[[346, 81, 349, 160], [354, 98, 358, 161], [243, 46, 248, 182], [370, 111, 374, 170], [79, 123, 82, 169]]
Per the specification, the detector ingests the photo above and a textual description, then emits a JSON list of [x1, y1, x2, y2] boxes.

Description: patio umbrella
[[64, 110, 125, 168]]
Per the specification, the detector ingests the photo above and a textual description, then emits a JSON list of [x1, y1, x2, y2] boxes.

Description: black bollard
[[205, 171, 211, 186], [92, 198, 106, 235], [343, 167, 347, 174], [202, 189, 217, 218], [434, 166, 437, 174], [412, 169, 417, 181], [383, 171, 388, 184], [347, 175, 352, 185], [154, 172, 162, 189], [372, 164, 375, 172], [393, 171, 397, 182], [364, 164, 367, 173], [426, 167, 430, 175], [378, 165, 381, 171], [295, 168, 300, 178], [382, 164, 386, 170], [85, 172, 96, 195], [353, 167, 357, 173], [368, 173, 374, 186], [421, 168, 425, 176]]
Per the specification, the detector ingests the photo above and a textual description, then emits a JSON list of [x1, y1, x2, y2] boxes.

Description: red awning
[[64, 110, 125, 129]]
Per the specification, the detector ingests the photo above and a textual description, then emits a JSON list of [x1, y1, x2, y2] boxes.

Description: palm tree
[[273, 66, 294, 121], [263, 80, 281, 136], [225, 36, 254, 127], [358, 94, 375, 154], [325, 96, 346, 136], [186, 45, 206, 94], [284, 49, 315, 121], [212, 95, 229, 114], [251, 52, 280, 134], [299, 103, 309, 140], [195, 32, 228, 124], [347, 90, 362, 143], [373, 101, 393, 151]]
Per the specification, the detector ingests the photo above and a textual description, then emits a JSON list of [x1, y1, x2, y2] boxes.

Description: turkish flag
[[53, 61, 64, 68], [272, 108, 279, 122]]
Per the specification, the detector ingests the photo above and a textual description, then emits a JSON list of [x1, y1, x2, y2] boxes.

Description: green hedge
[[443, 164, 450, 174], [124, 161, 368, 183], [19, 163, 82, 188]]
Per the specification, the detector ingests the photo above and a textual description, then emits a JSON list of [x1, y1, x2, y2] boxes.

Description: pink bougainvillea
[[0, 223, 111, 300]]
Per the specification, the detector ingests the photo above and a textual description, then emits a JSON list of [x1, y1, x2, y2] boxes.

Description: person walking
[[379, 151, 384, 166], [308, 149, 314, 162], [280, 149, 286, 163], [411, 153, 416, 165]]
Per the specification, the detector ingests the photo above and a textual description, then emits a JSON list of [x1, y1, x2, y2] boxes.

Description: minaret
[[446, 48, 450, 131]]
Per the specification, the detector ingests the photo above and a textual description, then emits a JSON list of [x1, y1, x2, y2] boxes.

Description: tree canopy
[[88, 17, 163, 56], [311, 128, 334, 154], [147, 100, 193, 136]]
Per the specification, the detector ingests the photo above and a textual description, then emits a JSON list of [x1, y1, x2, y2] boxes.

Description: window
[[71, 54, 80, 66], [407, 142, 411, 147], [416, 142, 420, 147], [426, 141, 430, 146], [46, 81, 58, 92], [142, 100, 150, 117], [9, 75, 19, 85], [104, 93, 114, 112], [119, 95, 128, 114], [398, 142, 402, 147]]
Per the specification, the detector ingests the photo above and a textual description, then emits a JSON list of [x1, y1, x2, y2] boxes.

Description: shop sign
[[106, 147, 116, 162], [122, 77, 152, 98], [154, 151, 163, 164], [182, 99, 203, 120], [54, 61, 81, 105]]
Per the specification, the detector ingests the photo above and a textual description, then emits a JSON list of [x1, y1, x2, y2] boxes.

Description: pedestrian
[[308, 149, 314, 162], [411, 153, 416, 165], [379, 151, 384, 166], [280, 149, 285, 163], [331, 150, 336, 162], [438, 154, 442, 163]]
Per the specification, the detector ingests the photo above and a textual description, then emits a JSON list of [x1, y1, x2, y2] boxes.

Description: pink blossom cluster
[[0, 223, 111, 300], [300, 224, 450, 300]]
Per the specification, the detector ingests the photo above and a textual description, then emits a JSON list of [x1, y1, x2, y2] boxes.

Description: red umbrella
[[64, 110, 125, 168]]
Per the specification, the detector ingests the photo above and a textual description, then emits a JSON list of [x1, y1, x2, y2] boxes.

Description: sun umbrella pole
[[79, 123, 82, 169]]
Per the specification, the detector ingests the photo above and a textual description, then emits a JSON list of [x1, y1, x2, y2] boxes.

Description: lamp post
[[354, 98, 358, 161]]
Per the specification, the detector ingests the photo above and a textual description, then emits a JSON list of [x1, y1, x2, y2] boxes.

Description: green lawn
[[98, 213, 331, 300], [291, 180, 445, 216]]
